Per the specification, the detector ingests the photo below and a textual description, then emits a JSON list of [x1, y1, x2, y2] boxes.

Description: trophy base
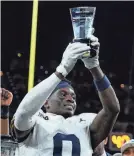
[[73, 38, 96, 58]]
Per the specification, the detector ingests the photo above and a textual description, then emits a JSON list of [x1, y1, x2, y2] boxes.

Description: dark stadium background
[[1, 1, 134, 153]]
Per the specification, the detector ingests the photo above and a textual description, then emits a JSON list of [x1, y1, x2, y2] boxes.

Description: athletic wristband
[[94, 75, 111, 91], [56, 64, 68, 77], [1, 105, 9, 119]]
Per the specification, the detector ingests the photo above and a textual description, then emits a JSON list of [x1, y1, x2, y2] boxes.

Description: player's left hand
[[81, 35, 100, 69], [0, 88, 13, 106]]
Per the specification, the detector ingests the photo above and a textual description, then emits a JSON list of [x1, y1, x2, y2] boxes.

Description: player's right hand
[[56, 42, 90, 77], [0, 88, 13, 106]]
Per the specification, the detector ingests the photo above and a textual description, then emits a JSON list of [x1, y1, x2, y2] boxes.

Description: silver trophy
[[70, 6, 96, 57]]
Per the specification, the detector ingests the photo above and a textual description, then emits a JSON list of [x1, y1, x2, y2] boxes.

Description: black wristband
[[1, 105, 9, 119]]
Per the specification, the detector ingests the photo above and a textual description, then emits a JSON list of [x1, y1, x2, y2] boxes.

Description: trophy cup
[[70, 6, 96, 58]]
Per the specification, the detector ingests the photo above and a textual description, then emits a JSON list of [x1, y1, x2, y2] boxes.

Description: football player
[[11, 35, 120, 156]]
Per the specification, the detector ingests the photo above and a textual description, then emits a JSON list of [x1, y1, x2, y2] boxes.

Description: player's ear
[[44, 100, 50, 110]]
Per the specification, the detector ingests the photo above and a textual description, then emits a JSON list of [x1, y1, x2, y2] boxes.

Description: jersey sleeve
[[10, 110, 45, 143], [10, 116, 34, 143]]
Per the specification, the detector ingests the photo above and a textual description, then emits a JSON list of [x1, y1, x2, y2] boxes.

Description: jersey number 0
[[53, 133, 80, 156]]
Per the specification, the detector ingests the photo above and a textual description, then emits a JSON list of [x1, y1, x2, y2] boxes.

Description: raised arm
[[11, 73, 61, 140], [0, 88, 13, 135], [11, 42, 90, 139], [89, 66, 120, 149], [81, 35, 120, 149]]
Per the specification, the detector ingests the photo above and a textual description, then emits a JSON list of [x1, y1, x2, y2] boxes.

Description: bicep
[[89, 109, 118, 150]]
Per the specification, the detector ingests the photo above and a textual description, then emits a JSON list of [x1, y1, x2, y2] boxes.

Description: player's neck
[[46, 112, 72, 119], [61, 113, 71, 119]]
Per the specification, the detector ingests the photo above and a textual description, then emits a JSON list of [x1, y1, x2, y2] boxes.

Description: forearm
[[14, 73, 61, 130], [0, 119, 9, 135], [90, 66, 120, 113], [0, 105, 10, 135], [90, 66, 104, 81]]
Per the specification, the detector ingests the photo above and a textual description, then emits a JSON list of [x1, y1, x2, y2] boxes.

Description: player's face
[[45, 87, 76, 117], [123, 147, 134, 156]]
